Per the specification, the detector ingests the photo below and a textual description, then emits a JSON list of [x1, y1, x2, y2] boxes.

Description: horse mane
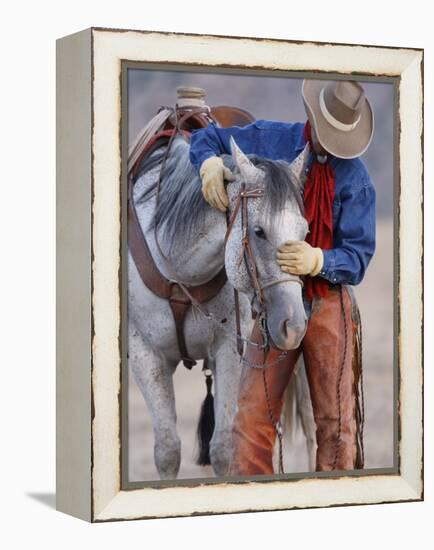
[[134, 135, 304, 247]]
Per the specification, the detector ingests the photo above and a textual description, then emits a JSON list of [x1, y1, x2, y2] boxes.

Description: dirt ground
[[128, 219, 394, 481]]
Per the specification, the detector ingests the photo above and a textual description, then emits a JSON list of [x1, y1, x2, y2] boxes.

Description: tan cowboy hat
[[302, 79, 374, 159]]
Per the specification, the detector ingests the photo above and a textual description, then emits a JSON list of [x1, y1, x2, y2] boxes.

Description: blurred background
[[127, 68, 395, 482]]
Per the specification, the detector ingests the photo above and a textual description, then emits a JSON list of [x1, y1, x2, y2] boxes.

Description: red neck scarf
[[303, 121, 335, 300]]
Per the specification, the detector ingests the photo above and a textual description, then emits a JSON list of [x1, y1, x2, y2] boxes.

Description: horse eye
[[253, 226, 267, 240]]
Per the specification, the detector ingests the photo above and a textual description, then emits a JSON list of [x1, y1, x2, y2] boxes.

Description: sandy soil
[[128, 219, 394, 481]]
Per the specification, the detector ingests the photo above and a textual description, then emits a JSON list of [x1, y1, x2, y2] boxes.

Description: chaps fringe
[[352, 304, 365, 469]]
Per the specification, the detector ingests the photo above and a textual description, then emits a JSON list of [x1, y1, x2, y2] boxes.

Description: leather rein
[[224, 181, 303, 475]]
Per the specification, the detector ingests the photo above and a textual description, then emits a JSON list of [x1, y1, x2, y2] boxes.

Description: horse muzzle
[[271, 317, 307, 350], [262, 281, 308, 351]]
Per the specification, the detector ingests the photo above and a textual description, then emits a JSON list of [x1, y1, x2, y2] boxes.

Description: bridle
[[224, 181, 304, 354]]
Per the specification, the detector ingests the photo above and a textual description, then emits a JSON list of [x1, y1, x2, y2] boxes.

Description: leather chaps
[[230, 285, 362, 475]]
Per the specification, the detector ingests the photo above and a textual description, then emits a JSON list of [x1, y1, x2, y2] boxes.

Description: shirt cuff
[[318, 249, 339, 284]]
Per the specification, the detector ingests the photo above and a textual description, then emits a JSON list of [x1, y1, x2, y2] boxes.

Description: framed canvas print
[[56, 27, 423, 522]]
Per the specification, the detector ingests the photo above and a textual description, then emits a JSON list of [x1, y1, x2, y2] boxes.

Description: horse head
[[224, 137, 310, 350]]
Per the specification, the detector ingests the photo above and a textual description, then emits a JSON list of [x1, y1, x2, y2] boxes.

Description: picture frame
[[56, 27, 423, 522]]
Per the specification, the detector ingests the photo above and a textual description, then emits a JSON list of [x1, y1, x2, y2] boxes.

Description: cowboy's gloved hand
[[199, 156, 235, 212], [277, 241, 324, 276]]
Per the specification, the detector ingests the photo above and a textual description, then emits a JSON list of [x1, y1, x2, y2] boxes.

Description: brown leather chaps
[[230, 285, 359, 475]]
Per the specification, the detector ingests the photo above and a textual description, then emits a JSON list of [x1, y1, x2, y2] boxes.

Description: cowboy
[[189, 79, 375, 473]]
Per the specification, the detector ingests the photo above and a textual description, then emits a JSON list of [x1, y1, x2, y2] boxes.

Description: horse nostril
[[282, 320, 307, 347], [268, 316, 307, 351], [286, 304, 294, 319]]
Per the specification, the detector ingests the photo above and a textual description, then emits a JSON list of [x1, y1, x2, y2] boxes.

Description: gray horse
[[128, 135, 311, 479]]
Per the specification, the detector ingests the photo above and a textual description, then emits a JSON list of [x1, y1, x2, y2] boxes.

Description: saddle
[[128, 105, 255, 368]]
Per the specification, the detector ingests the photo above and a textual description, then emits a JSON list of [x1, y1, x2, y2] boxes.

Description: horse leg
[[208, 343, 241, 476], [129, 326, 180, 480]]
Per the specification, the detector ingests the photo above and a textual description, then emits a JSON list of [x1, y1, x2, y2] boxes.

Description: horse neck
[[134, 178, 227, 286]]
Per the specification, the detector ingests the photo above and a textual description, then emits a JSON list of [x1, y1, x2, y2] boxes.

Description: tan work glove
[[277, 241, 324, 276], [199, 156, 235, 211]]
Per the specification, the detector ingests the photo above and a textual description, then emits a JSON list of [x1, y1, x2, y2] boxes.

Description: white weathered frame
[[56, 27, 423, 522]]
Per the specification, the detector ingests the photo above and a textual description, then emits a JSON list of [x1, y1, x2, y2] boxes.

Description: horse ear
[[288, 144, 310, 188], [230, 136, 262, 183]]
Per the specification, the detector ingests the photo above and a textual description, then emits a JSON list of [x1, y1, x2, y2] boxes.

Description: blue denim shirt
[[189, 120, 376, 286]]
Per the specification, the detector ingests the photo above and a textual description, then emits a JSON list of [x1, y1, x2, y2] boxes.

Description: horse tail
[[196, 359, 215, 466], [281, 369, 299, 444], [295, 359, 317, 470], [281, 357, 317, 471]]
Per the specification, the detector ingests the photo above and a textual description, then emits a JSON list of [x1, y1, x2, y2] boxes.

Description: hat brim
[[302, 80, 374, 159]]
